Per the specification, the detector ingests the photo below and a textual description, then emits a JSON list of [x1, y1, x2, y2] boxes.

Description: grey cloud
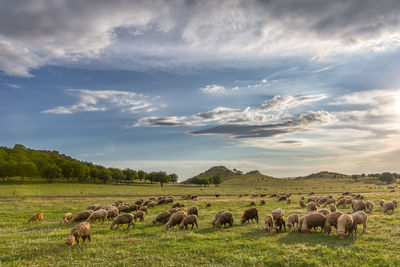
[[134, 116, 190, 127], [195, 107, 248, 120]]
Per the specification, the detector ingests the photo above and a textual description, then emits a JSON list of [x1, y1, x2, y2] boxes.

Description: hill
[[297, 171, 351, 179], [181, 166, 234, 184]]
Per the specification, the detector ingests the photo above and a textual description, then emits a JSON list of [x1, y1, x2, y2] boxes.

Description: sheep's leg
[[82, 236, 86, 245], [191, 224, 194, 229], [362, 223, 367, 234], [126, 223, 130, 230], [88, 234, 91, 242]]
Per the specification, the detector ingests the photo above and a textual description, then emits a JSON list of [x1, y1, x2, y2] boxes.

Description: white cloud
[[200, 84, 227, 94], [42, 89, 155, 114], [134, 116, 192, 127]]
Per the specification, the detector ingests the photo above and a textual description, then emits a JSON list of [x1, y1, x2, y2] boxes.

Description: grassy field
[[0, 180, 399, 266]]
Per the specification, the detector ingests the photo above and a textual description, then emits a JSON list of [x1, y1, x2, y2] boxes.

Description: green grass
[[0, 181, 399, 266]]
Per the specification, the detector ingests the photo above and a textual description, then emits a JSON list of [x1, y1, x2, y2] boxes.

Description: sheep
[[187, 206, 199, 217], [70, 210, 93, 223], [143, 200, 152, 206], [165, 198, 174, 204], [278, 195, 287, 201], [139, 206, 148, 214], [126, 205, 139, 212], [214, 211, 233, 228], [306, 202, 318, 213], [87, 204, 101, 211], [330, 204, 337, 212], [105, 206, 119, 219], [86, 209, 108, 224], [146, 201, 155, 208], [350, 211, 368, 235], [337, 214, 354, 239], [287, 213, 299, 230], [249, 201, 256, 206], [345, 198, 354, 207], [383, 201, 396, 214], [336, 198, 346, 208], [168, 208, 181, 214], [393, 199, 398, 208], [179, 214, 199, 230], [264, 214, 274, 232], [352, 201, 366, 212], [166, 211, 187, 230], [212, 210, 227, 227], [316, 209, 330, 216], [271, 208, 284, 221], [135, 200, 143, 206], [134, 210, 145, 222], [296, 216, 304, 232], [365, 200, 374, 213], [206, 203, 212, 208], [110, 213, 135, 230], [240, 208, 259, 224], [260, 200, 266, 205], [63, 212, 73, 224], [274, 215, 286, 232], [172, 203, 183, 208], [66, 222, 91, 247], [301, 213, 326, 233], [299, 199, 306, 208], [153, 211, 171, 224], [28, 212, 44, 223], [379, 199, 386, 208], [287, 199, 291, 204], [117, 203, 130, 212], [323, 198, 336, 207], [324, 211, 344, 234], [157, 199, 167, 205]]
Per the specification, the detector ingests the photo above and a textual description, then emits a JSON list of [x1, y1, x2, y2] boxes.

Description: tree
[[191, 176, 210, 187], [379, 172, 396, 184], [40, 164, 62, 183], [109, 168, 125, 184], [98, 167, 112, 184], [90, 165, 101, 183], [60, 161, 74, 183], [72, 162, 88, 183], [154, 171, 170, 187], [123, 168, 138, 184], [211, 174, 222, 186], [352, 174, 359, 182], [146, 172, 156, 184], [169, 173, 178, 184], [18, 162, 38, 182], [138, 170, 146, 182]]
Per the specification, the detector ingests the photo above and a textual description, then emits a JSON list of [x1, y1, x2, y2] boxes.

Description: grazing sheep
[[139, 206, 148, 214], [86, 209, 108, 224], [240, 208, 259, 224], [296, 216, 304, 232], [249, 201, 256, 206], [365, 200, 374, 213], [350, 211, 368, 234], [287, 213, 299, 230], [306, 202, 318, 213], [105, 206, 119, 219], [28, 212, 44, 223], [287, 199, 291, 204], [299, 199, 306, 208], [316, 209, 330, 216], [187, 206, 199, 217], [301, 213, 326, 233], [265, 214, 274, 232], [214, 211, 234, 228], [212, 210, 227, 227], [153, 211, 171, 224], [352, 201, 366, 212], [87, 204, 101, 211], [165, 198, 174, 204], [63, 212, 73, 224], [379, 199, 386, 208], [172, 203, 182, 208], [278, 195, 287, 201], [126, 205, 139, 212], [135, 200, 143, 206], [179, 214, 199, 230], [168, 208, 181, 214], [271, 208, 284, 221], [345, 198, 354, 207], [274, 215, 286, 232], [143, 200, 152, 206], [134, 210, 145, 222], [157, 199, 167, 205], [336, 198, 346, 208], [324, 211, 344, 234], [330, 204, 337, 212], [393, 199, 398, 208], [337, 214, 354, 239], [206, 203, 212, 208], [117, 203, 130, 213], [383, 201, 396, 214], [323, 198, 336, 207], [70, 210, 93, 223], [166, 211, 187, 230], [110, 213, 135, 230], [260, 200, 266, 205], [65, 222, 91, 247], [146, 201, 155, 208]]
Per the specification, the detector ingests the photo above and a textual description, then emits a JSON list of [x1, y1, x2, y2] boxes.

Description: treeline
[[190, 174, 222, 186], [0, 144, 178, 186]]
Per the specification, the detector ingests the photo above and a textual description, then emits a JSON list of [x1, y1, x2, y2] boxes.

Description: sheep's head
[[66, 235, 76, 247]]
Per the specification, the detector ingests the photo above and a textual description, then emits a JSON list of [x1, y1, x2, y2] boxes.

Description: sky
[[1, 0, 400, 180]]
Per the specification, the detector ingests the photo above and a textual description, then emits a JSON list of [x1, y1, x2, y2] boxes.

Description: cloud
[[259, 94, 327, 112], [194, 107, 249, 120], [134, 116, 191, 127], [42, 89, 155, 114], [2, 1, 400, 76], [200, 84, 227, 94], [4, 83, 20, 88]]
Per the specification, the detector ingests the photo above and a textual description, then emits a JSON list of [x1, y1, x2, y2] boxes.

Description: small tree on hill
[[379, 172, 396, 184], [211, 174, 222, 186]]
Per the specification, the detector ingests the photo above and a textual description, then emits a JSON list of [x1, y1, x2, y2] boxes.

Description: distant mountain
[[181, 166, 234, 184], [297, 171, 350, 179]]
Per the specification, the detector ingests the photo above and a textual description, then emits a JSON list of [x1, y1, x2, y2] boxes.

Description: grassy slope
[[0, 180, 399, 266]]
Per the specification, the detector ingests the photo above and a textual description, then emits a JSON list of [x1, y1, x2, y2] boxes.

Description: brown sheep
[[240, 208, 259, 224], [134, 210, 145, 222], [146, 201, 155, 208], [271, 208, 284, 221], [212, 210, 227, 227], [323, 198, 336, 207], [352, 201, 366, 212], [274, 215, 286, 232], [299, 199, 306, 208], [169, 208, 181, 214], [383, 201, 396, 214], [336, 198, 346, 208], [301, 213, 326, 233], [278, 195, 287, 201], [287, 199, 291, 204], [249, 201, 256, 206], [143, 200, 152, 206], [87, 204, 101, 211], [393, 199, 398, 208], [63, 212, 73, 224], [345, 198, 354, 207], [316, 209, 330, 216], [214, 211, 233, 228], [166, 211, 187, 230], [153, 211, 171, 224], [187, 206, 199, 217], [110, 213, 135, 230], [179, 214, 199, 230], [287, 213, 299, 230], [350, 211, 368, 235], [70, 210, 93, 223], [105, 206, 119, 219], [306, 202, 318, 213], [365, 200, 374, 213], [330, 204, 337, 212], [337, 214, 354, 239], [28, 212, 44, 223], [264, 214, 274, 232], [206, 203, 212, 208], [379, 199, 386, 208], [66, 222, 91, 247], [139, 206, 148, 214], [296, 216, 304, 232], [172, 203, 182, 208], [324, 211, 344, 234], [135, 199, 143, 206], [260, 200, 266, 205], [86, 209, 108, 224]]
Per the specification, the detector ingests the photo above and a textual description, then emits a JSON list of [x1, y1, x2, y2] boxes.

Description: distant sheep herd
[[26, 193, 398, 247]]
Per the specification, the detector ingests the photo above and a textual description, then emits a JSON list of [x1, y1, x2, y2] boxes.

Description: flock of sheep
[[26, 193, 398, 247]]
